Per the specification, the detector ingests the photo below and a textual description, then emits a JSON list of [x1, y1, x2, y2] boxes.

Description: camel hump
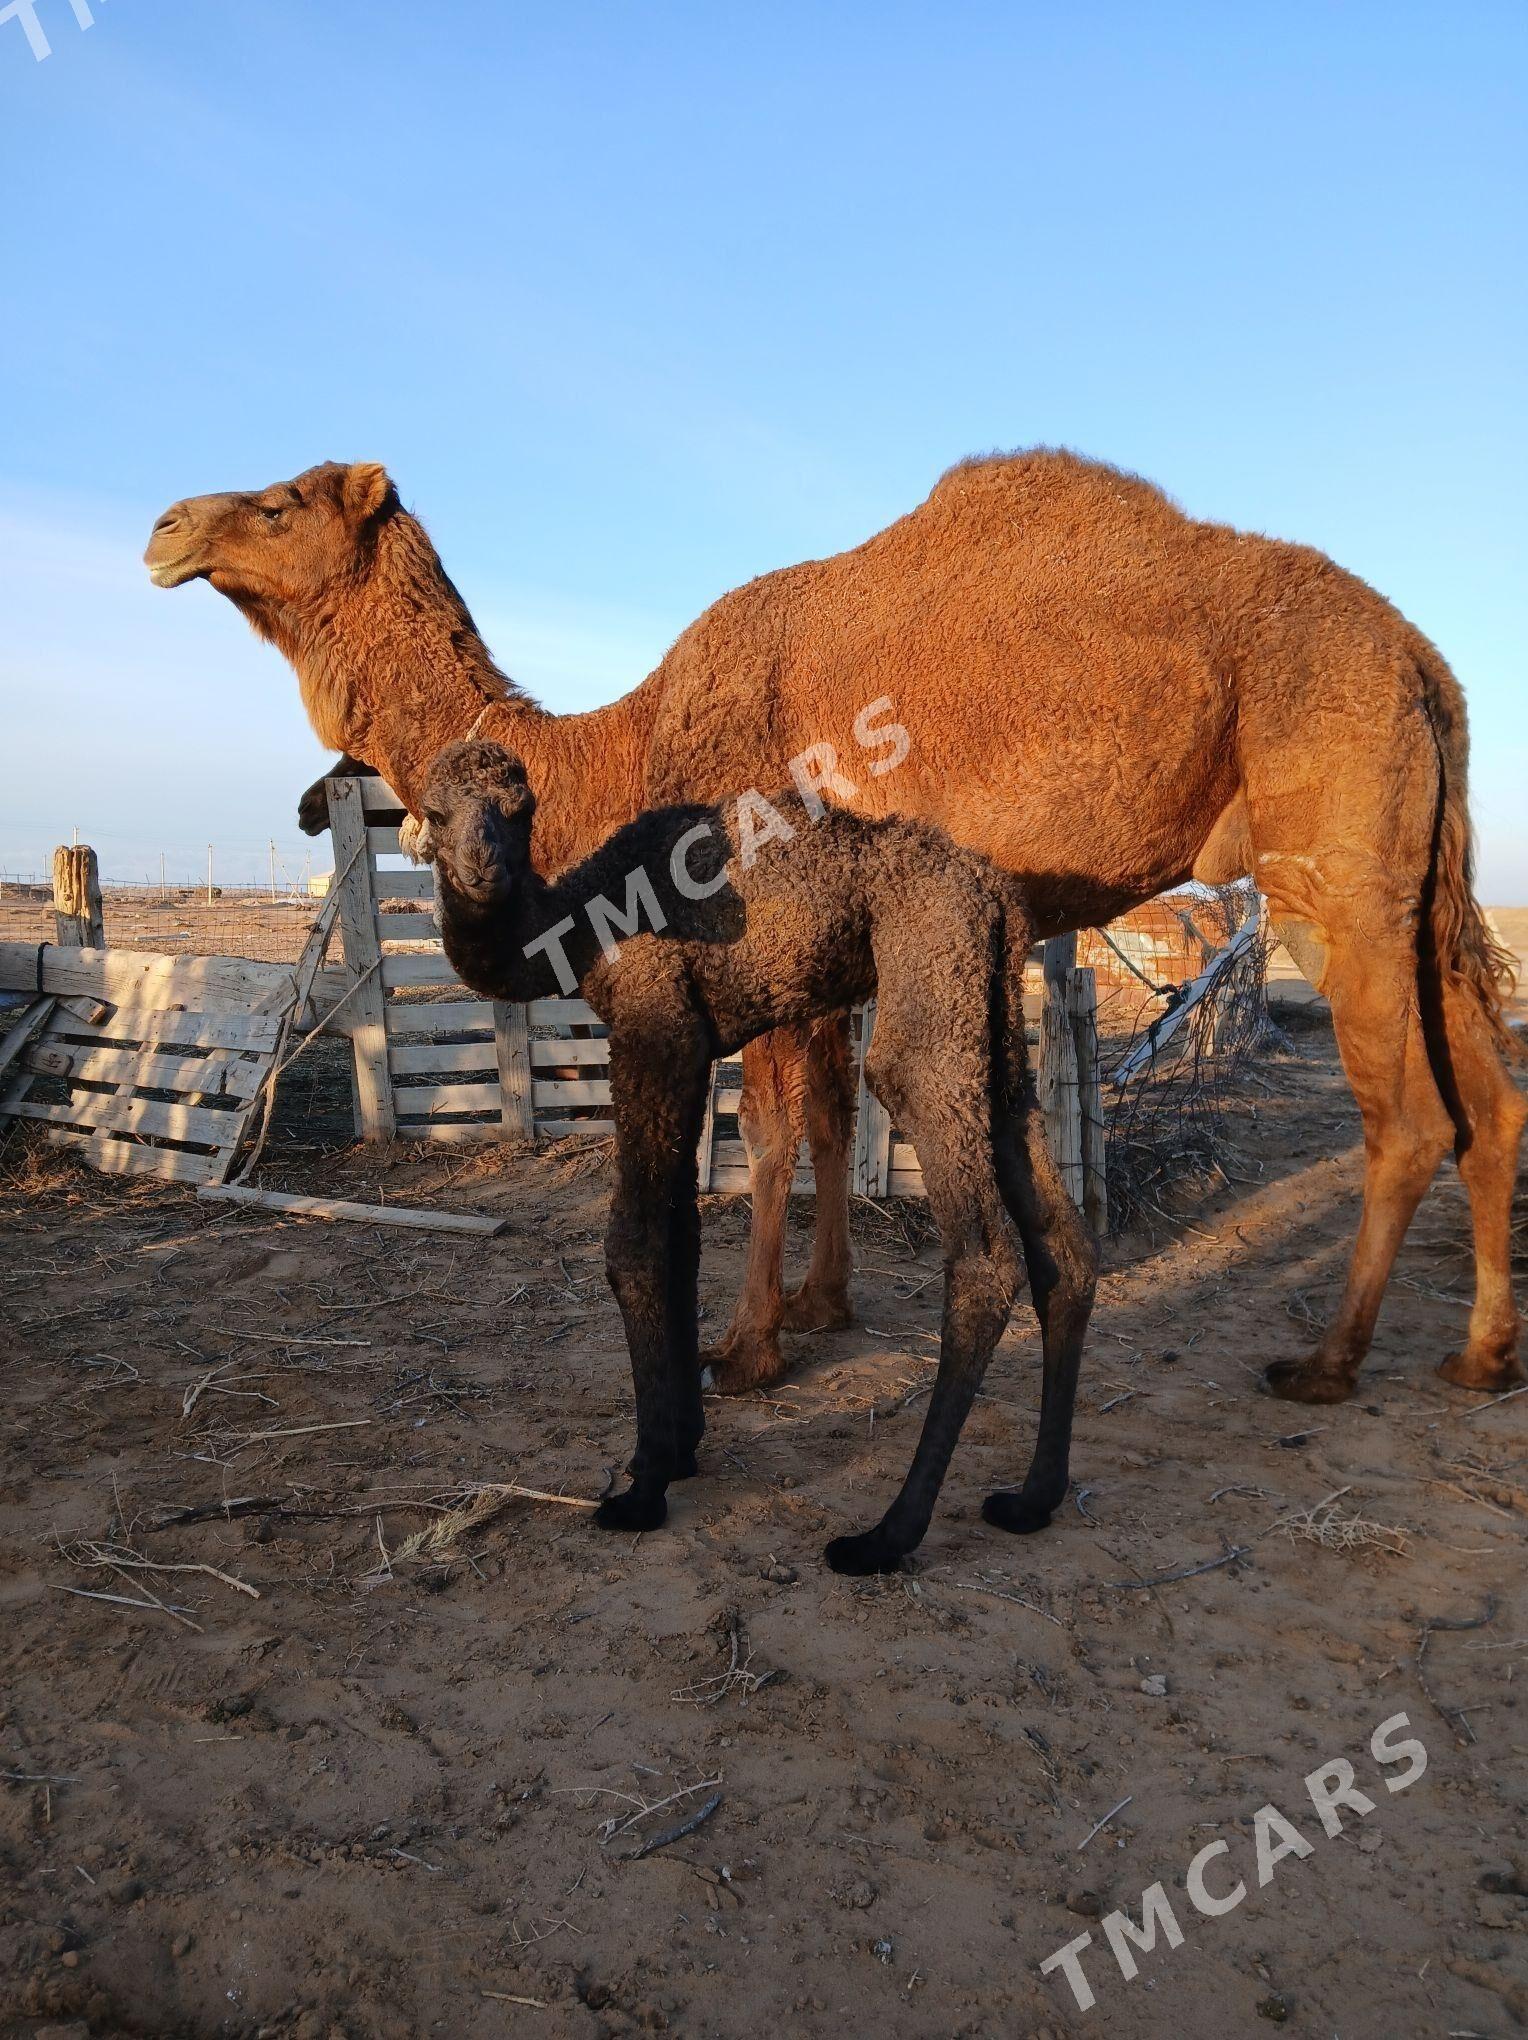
[[925, 446, 1183, 520]]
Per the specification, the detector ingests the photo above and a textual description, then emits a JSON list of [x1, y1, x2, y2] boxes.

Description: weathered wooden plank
[[359, 779, 407, 816], [388, 1039, 496, 1076], [0, 942, 295, 1010], [527, 998, 601, 1028], [373, 867, 436, 902], [380, 952, 464, 990], [198, 1183, 507, 1235], [385, 999, 496, 1038], [528, 1037, 610, 1067], [46, 1127, 219, 1183], [494, 1000, 535, 1136], [394, 1078, 499, 1117], [374, 912, 440, 944], [327, 778, 395, 1139], [532, 1077, 611, 1108], [54, 1007, 287, 1052], [15, 1089, 238, 1147], [395, 1120, 512, 1144], [535, 1117, 615, 1140], [0, 998, 55, 1082], [28, 1042, 265, 1100], [0, 995, 55, 1120], [367, 826, 404, 857]]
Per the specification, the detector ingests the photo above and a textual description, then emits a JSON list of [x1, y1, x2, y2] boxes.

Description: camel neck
[[362, 677, 663, 877], [249, 509, 664, 876]]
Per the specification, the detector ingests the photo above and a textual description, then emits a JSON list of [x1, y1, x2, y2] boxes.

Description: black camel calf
[[419, 738, 1097, 1575]]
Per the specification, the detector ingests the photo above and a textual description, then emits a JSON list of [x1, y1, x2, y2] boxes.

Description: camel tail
[[1412, 633, 1520, 1059]]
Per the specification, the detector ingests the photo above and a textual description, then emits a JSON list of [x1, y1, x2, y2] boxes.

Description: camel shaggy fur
[[144, 452, 1523, 1406], [417, 737, 1098, 1573]]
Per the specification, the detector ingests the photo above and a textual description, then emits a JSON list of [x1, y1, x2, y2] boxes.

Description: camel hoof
[[1437, 1347, 1526, 1395], [701, 1330, 789, 1396], [1262, 1357, 1356, 1405], [824, 1529, 905, 1576], [594, 1486, 668, 1534], [982, 1490, 1054, 1536], [779, 1285, 854, 1334]]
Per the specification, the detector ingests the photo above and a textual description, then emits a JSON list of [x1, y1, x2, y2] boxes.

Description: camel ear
[[342, 462, 396, 526]]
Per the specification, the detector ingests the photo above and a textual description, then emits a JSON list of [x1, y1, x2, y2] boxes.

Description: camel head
[[419, 740, 538, 909], [144, 460, 398, 607]]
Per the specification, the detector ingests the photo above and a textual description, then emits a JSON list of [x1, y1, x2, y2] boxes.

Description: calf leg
[[825, 1040, 1022, 1574], [983, 1074, 1098, 1534], [596, 1021, 711, 1535]]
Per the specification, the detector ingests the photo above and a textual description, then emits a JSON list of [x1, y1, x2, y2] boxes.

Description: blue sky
[[2, 1, 1524, 894]]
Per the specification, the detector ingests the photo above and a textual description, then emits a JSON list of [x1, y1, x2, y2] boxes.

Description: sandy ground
[[1, 1015, 1525, 2040]]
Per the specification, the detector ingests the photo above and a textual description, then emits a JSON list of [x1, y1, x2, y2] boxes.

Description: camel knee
[[1368, 1113, 1452, 1190], [945, 1230, 1023, 1338], [606, 1213, 664, 1313]]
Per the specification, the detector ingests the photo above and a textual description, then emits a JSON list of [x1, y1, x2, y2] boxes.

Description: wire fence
[[0, 875, 325, 965]]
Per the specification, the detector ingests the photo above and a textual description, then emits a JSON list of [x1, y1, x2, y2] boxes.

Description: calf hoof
[[594, 1485, 668, 1534], [824, 1528, 906, 1576], [1437, 1345, 1525, 1394], [702, 1327, 789, 1396], [625, 1450, 700, 1481], [982, 1490, 1054, 1535], [779, 1282, 854, 1334], [1262, 1356, 1356, 1405]]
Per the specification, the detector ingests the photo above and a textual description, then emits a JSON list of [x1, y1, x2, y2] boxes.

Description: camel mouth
[[145, 556, 206, 590]]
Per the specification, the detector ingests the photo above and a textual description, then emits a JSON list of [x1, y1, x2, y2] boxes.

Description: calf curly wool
[[420, 739, 1098, 1574]]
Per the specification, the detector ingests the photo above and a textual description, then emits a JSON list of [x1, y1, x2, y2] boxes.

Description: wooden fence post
[[493, 1000, 535, 1137], [1069, 965, 1108, 1236], [1039, 936, 1083, 1210], [326, 777, 395, 1140], [696, 1064, 719, 1192], [52, 845, 103, 947], [852, 1000, 892, 1197]]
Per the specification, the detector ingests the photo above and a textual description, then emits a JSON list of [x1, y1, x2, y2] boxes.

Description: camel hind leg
[[1427, 975, 1526, 1391], [702, 1026, 808, 1393], [825, 925, 1022, 1575], [778, 1014, 856, 1332], [982, 1066, 1098, 1534], [1262, 879, 1454, 1402]]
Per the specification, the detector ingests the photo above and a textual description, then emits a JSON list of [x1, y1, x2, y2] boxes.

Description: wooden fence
[[0, 793, 1110, 1223]]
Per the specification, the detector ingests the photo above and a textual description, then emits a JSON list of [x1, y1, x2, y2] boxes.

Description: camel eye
[[258, 503, 285, 522]]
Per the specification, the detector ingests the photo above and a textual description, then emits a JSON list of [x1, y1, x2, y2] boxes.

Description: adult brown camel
[[144, 452, 1524, 1406]]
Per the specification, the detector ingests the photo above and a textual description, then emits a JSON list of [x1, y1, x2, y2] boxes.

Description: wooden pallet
[[0, 987, 282, 1184]]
